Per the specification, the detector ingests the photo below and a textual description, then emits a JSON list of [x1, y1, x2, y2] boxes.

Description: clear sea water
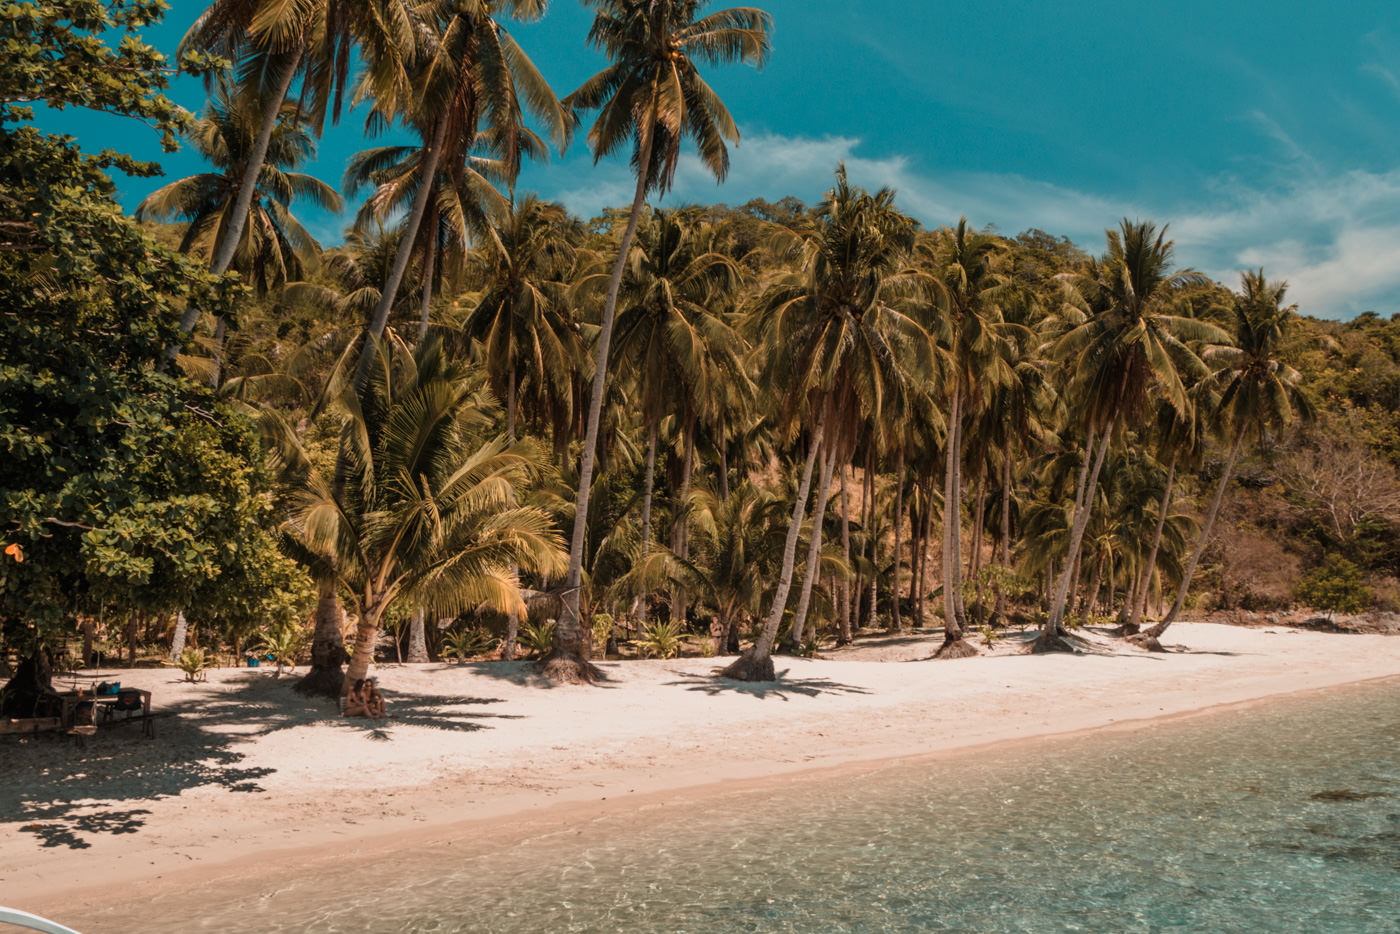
[[86, 677, 1400, 933]]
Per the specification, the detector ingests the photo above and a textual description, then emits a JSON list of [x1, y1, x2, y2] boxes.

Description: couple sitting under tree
[[344, 678, 386, 719]]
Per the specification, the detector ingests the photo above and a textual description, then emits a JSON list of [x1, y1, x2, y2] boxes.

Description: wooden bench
[[0, 716, 63, 736]]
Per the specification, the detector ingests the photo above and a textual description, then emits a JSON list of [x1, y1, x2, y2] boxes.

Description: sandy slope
[[2, 622, 1397, 920]]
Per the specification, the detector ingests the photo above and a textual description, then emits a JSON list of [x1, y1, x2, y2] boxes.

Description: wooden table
[[55, 689, 154, 738]]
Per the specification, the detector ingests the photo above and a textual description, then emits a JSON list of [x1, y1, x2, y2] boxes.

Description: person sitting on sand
[[343, 677, 387, 718]]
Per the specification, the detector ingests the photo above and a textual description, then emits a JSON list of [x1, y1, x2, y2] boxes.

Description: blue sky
[[44, 0, 1400, 319]]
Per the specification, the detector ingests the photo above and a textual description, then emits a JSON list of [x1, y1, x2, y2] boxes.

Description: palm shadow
[[445, 659, 616, 689], [337, 692, 523, 738], [664, 670, 872, 700], [0, 672, 514, 849]]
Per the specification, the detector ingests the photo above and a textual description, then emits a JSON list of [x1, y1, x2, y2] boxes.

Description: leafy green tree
[[551, 0, 772, 682], [0, 0, 285, 712], [349, 0, 569, 391], [609, 209, 744, 590], [1293, 555, 1371, 620], [178, 0, 368, 319]]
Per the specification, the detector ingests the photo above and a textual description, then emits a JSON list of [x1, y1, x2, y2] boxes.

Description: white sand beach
[[2, 622, 1398, 923]]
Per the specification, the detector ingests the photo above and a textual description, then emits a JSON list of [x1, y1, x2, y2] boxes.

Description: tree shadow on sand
[[0, 672, 512, 848], [437, 659, 617, 689], [337, 693, 524, 740], [663, 670, 871, 700]]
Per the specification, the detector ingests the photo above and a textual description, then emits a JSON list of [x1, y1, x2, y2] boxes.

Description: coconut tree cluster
[[10, 0, 1393, 710]]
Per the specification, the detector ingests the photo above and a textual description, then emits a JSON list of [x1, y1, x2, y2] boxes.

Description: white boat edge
[[0, 908, 83, 934]]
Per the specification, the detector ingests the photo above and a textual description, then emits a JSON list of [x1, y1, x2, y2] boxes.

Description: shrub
[[519, 619, 557, 659], [1294, 555, 1372, 619], [638, 619, 683, 659], [591, 613, 615, 655], [256, 623, 309, 675], [441, 627, 495, 662], [170, 646, 211, 683]]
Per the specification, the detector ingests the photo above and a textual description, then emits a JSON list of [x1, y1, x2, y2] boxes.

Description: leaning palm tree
[[175, 0, 373, 341], [342, 132, 514, 341], [547, 0, 772, 682], [137, 77, 341, 383], [349, 0, 570, 393], [276, 334, 568, 691], [1134, 270, 1313, 648], [1031, 220, 1226, 652], [720, 165, 932, 680]]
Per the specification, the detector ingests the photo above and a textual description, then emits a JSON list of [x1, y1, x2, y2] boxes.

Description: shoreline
[[4, 623, 1399, 923]]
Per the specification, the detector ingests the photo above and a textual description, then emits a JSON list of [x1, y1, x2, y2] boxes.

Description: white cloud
[[538, 131, 1400, 320]]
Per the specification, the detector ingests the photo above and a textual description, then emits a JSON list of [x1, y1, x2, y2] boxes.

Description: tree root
[[1030, 628, 1086, 654], [716, 649, 776, 682], [933, 638, 979, 660], [293, 664, 345, 699], [1126, 633, 1166, 652], [538, 649, 606, 684], [1108, 622, 1141, 637]]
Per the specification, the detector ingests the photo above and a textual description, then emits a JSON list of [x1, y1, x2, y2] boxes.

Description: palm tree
[[276, 335, 568, 691], [137, 77, 341, 383], [342, 131, 517, 341], [919, 219, 1018, 657], [1032, 220, 1226, 652], [548, 0, 772, 682], [1136, 270, 1313, 648], [176, 0, 369, 340], [349, 0, 569, 394], [608, 209, 745, 606], [462, 195, 585, 441], [721, 165, 931, 680]]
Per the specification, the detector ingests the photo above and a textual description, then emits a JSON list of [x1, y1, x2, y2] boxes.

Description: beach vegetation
[[1294, 556, 1372, 620], [8, 0, 1400, 711]]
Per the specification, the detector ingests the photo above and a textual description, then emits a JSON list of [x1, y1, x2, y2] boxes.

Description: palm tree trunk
[[342, 601, 386, 695], [640, 419, 659, 561], [408, 608, 428, 663], [938, 389, 976, 657], [1125, 453, 1177, 634], [890, 446, 905, 633], [353, 116, 451, 395], [720, 411, 827, 681], [171, 45, 301, 350], [670, 409, 697, 624], [916, 482, 933, 627], [787, 443, 838, 651], [416, 205, 438, 344], [995, 440, 1013, 622], [501, 369, 521, 661], [839, 464, 852, 634], [1035, 416, 1116, 652], [970, 459, 988, 624], [1085, 550, 1105, 621], [168, 611, 189, 662], [1141, 435, 1244, 645], [295, 581, 347, 697], [545, 128, 657, 683]]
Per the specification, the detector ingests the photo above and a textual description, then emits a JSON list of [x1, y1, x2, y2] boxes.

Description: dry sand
[[2, 622, 1398, 921]]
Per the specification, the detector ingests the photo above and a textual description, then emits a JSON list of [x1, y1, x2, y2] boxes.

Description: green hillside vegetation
[[3, 1, 1398, 710]]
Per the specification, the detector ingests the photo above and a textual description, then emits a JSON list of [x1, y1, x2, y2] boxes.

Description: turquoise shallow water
[[90, 677, 1400, 933]]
